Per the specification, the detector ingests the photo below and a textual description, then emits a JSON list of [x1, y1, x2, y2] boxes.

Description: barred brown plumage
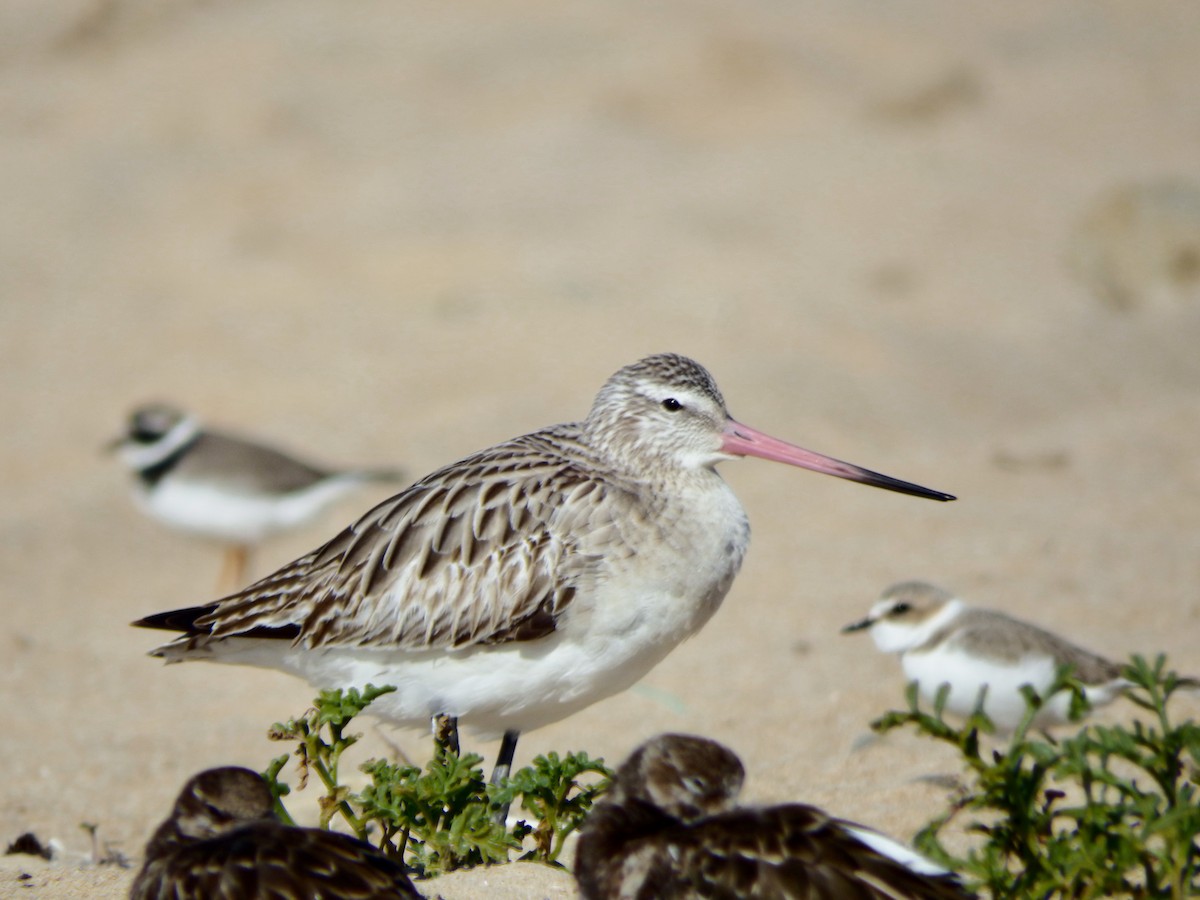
[[130, 767, 421, 900], [574, 734, 975, 900]]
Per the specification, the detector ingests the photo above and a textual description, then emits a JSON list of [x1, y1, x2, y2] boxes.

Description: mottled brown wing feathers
[[130, 822, 421, 900], [188, 428, 618, 651], [619, 806, 973, 899]]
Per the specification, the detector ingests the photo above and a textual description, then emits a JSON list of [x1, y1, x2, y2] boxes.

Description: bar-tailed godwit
[[136, 354, 953, 777]]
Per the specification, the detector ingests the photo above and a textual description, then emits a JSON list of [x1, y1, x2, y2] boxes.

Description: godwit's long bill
[[135, 354, 954, 786], [719, 422, 952, 500]]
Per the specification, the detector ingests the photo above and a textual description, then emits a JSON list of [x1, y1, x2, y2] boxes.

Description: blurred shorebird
[[574, 733, 975, 899], [135, 354, 953, 786], [111, 403, 403, 590], [130, 767, 422, 900], [842, 581, 1194, 731]]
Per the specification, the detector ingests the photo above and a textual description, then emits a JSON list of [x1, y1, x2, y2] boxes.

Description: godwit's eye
[[661, 398, 683, 412], [892, 602, 912, 615]]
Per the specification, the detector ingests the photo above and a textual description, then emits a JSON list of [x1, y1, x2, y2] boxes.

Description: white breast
[[901, 643, 1107, 731]]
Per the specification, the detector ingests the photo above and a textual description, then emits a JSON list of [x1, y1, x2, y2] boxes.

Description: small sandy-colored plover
[[130, 766, 422, 900], [574, 733, 975, 899], [111, 403, 403, 590], [843, 580, 1152, 731], [135, 355, 954, 785]]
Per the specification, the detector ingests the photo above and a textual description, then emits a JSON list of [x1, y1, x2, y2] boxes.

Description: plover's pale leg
[[216, 544, 250, 594]]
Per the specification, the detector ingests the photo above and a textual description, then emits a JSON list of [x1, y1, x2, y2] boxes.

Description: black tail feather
[[133, 605, 302, 642], [133, 605, 217, 634]]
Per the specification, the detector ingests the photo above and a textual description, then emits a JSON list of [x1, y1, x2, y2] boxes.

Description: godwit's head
[[588, 353, 955, 501]]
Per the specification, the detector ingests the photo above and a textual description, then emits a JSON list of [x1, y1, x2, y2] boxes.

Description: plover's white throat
[[843, 581, 1143, 731], [130, 766, 422, 900], [135, 354, 954, 779], [574, 733, 975, 899], [111, 403, 403, 589]]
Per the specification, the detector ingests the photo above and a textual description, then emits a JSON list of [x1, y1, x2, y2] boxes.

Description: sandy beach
[[2, 2, 1199, 896]]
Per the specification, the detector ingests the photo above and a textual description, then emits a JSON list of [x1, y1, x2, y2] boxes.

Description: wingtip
[[132, 605, 216, 634], [916, 486, 956, 502]]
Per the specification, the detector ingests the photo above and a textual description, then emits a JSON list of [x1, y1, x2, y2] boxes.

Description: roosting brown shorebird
[[574, 734, 975, 899], [130, 767, 422, 900], [135, 354, 954, 787]]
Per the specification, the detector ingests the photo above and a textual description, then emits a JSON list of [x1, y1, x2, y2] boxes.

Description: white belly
[[901, 646, 1122, 731], [178, 476, 751, 738], [139, 476, 360, 544], [211, 612, 686, 739]]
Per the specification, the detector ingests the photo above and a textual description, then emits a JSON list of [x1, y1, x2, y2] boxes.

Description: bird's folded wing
[[644, 806, 973, 900], [133, 823, 420, 900], [193, 432, 623, 651]]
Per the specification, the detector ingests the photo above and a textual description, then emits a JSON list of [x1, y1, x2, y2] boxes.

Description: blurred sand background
[[3, 2, 1200, 896]]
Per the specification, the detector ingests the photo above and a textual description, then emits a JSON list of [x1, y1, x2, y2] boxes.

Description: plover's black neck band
[[137, 433, 199, 487]]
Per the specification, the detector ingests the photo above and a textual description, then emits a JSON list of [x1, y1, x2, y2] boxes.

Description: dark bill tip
[[852, 468, 956, 502]]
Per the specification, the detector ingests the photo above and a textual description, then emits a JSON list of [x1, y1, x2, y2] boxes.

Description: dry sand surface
[[3, 2, 1200, 897]]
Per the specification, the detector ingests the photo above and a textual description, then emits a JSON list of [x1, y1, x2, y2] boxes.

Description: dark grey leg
[[490, 729, 520, 825]]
